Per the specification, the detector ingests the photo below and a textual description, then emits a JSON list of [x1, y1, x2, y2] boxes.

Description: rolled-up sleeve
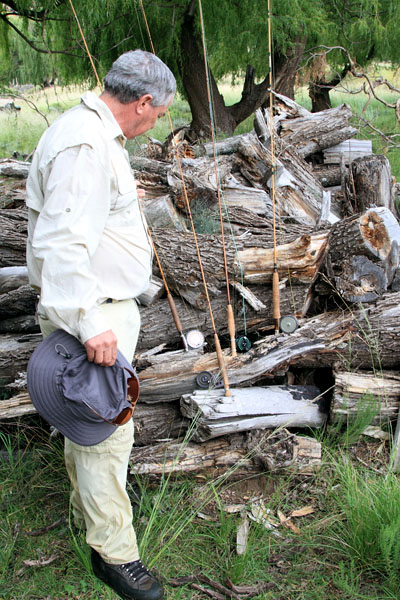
[[31, 144, 111, 343]]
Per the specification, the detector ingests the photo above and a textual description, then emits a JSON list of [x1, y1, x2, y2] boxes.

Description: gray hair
[[104, 49, 176, 106]]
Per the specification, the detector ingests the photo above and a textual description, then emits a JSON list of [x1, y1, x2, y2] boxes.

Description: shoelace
[[120, 559, 151, 582]]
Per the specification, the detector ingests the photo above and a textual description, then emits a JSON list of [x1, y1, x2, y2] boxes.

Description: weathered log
[[137, 275, 164, 307], [141, 195, 188, 231], [0, 208, 28, 266], [331, 370, 400, 426], [0, 391, 189, 445], [0, 284, 37, 319], [238, 231, 329, 285], [222, 175, 272, 217], [328, 207, 400, 264], [0, 159, 30, 178], [312, 163, 343, 188], [0, 390, 34, 419], [0, 333, 41, 387], [130, 155, 170, 180], [277, 104, 357, 159], [167, 155, 233, 210], [233, 133, 327, 226], [129, 428, 321, 478], [193, 134, 245, 158], [333, 255, 388, 303], [326, 207, 400, 302], [151, 228, 329, 308], [0, 314, 39, 334], [180, 385, 325, 442], [345, 155, 395, 214], [136, 291, 400, 403], [0, 265, 29, 293], [137, 282, 312, 352], [133, 401, 189, 446]]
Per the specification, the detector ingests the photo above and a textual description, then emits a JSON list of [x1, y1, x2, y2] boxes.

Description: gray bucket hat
[[27, 329, 139, 446]]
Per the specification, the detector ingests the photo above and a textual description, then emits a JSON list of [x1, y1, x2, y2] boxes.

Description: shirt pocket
[[111, 158, 138, 215]]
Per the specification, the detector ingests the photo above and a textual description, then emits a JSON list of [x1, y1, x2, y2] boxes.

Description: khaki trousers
[[39, 298, 141, 564]]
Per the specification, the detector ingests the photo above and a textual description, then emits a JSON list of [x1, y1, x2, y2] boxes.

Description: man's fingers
[[84, 330, 118, 366], [93, 348, 117, 367]]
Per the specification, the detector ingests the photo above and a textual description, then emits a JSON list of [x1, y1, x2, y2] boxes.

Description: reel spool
[[236, 335, 251, 352], [195, 371, 223, 389], [186, 329, 205, 350], [279, 315, 299, 334]]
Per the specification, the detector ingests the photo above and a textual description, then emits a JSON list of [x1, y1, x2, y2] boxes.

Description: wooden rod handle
[[214, 333, 232, 397], [167, 293, 188, 351], [272, 270, 281, 320], [227, 303, 237, 358]]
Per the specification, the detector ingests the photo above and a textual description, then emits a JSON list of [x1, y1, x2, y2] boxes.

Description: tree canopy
[[1, 0, 399, 137]]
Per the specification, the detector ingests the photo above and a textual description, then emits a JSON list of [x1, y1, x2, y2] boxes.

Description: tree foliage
[[1, 0, 400, 134]]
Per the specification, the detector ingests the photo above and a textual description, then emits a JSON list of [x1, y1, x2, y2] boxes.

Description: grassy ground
[[1, 417, 400, 600]]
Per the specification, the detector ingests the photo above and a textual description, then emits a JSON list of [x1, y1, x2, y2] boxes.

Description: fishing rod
[[138, 0, 232, 395], [198, 0, 237, 358], [267, 0, 281, 335]]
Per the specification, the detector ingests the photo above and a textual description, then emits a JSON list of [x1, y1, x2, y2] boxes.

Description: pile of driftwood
[[1, 91, 400, 474]]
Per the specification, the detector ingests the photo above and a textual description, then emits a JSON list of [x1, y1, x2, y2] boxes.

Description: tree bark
[[272, 38, 307, 100], [0, 208, 28, 266]]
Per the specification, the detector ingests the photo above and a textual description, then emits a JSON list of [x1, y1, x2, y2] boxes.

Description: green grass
[[1, 419, 400, 600]]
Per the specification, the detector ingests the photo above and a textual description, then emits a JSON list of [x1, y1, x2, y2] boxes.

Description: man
[[26, 49, 176, 600]]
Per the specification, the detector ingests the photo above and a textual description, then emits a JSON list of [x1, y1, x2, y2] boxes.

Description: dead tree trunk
[[180, 385, 326, 441], [326, 207, 400, 302], [129, 429, 322, 479], [345, 155, 395, 214]]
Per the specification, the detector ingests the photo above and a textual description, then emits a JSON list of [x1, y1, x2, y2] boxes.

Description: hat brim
[[27, 330, 120, 446]]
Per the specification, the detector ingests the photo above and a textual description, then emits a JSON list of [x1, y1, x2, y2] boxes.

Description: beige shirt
[[26, 92, 152, 343]]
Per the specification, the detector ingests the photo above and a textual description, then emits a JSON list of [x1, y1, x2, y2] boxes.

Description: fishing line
[[67, 0, 101, 88]]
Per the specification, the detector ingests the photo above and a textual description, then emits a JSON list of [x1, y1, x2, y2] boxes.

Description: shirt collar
[[81, 91, 126, 145]]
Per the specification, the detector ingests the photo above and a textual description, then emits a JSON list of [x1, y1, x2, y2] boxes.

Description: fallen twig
[[23, 517, 65, 536], [168, 573, 273, 598]]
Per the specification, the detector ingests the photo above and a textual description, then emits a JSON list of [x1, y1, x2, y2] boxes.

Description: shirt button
[[66, 208, 71, 212]]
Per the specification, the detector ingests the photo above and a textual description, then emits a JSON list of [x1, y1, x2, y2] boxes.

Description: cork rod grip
[[214, 333, 232, 397]]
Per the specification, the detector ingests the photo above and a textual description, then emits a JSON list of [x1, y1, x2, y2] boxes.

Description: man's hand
[[136, 187, 145, 199], [84, 330, 118, 366]]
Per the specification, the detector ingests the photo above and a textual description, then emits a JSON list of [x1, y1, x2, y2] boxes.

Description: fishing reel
[[195, 371, 224, 390], [279, 315, 299, 334], [236, 335, 251, 353], [185, 329, 205, 350]]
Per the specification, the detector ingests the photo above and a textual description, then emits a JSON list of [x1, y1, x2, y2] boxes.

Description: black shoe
[[91, 548, 164, 600]]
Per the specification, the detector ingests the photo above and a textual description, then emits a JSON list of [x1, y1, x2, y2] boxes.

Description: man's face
[[125, 96, 172, 139]]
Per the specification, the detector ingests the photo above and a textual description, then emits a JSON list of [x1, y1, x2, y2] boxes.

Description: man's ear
[[137, 94, 153, 113]]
